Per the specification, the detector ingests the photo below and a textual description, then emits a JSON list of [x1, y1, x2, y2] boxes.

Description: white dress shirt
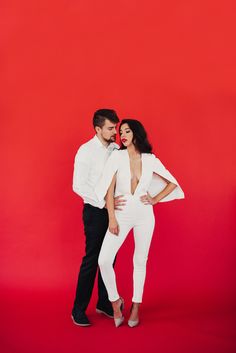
[[95, 149, 185, 202], [72, 135, 119, 208]]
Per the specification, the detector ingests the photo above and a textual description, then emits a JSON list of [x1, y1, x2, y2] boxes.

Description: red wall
[[1, 0, 236, 307]]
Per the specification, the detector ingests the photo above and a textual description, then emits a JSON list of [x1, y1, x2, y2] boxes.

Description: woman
[[95, 119, 184, 327]]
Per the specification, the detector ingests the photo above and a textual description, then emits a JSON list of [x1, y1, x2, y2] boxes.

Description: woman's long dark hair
[[119, 119, 152, 154]]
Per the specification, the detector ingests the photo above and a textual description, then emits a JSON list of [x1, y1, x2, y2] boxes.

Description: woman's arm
[[152, 178, 177, 204], [105, 174, 119, 235], [141, 175, 177, 205]]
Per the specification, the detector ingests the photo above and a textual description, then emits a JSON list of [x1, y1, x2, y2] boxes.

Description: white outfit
[[95, 149, 184, 303], [72, 135, 119, 208]]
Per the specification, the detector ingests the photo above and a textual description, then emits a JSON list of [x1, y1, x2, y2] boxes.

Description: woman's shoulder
[[142, 152, 157, 159], [108, 148, 124, 161], [142, 153, 163, 165], [113, 149, 127, 156]]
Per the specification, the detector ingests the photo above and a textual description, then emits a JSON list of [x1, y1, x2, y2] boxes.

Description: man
[[71, 109, 125, 326]]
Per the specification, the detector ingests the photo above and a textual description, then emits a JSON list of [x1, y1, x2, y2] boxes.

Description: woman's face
[[119, 123, 134, 147]]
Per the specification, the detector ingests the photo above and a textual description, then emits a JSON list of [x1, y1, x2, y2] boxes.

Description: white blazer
[[95, 149, 185, 202]]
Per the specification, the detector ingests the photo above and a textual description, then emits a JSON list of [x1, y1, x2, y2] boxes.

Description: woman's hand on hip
[[109, 218, 120, 236], [140, 192, 156, 205]]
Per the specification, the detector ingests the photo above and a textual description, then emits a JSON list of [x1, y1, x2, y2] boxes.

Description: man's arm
[[72, 147, 98, 202]]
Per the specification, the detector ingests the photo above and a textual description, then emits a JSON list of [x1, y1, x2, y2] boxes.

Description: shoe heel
[[128, 303, 140, 327], [114, 316, 124, 327], [113, 297, 125, 327], [120, 297, 125, 311]]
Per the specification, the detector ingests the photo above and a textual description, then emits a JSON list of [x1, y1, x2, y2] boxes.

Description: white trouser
[[98, 194, 155, 303]]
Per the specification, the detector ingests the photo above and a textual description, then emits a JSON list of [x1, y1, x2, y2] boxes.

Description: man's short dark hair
[[93, 109, 119, 129]]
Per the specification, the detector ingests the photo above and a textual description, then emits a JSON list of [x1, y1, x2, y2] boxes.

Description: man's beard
[[104, 135, 116, 144]]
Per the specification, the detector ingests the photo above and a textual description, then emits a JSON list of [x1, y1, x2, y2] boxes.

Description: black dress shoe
[[96, 302, 114, 318], [71, 309, 91, 326]]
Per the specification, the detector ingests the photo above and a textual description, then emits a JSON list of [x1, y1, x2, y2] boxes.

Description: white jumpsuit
[[95, 149, 184, 303]]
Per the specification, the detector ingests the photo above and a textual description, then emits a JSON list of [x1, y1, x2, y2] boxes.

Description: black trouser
[[73, 203, 111, 312]]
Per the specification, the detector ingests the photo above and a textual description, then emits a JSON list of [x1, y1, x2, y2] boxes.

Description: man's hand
[[114, 195, 127, 210], [109, 218, 120, 236], [140, 192, 156, 205]]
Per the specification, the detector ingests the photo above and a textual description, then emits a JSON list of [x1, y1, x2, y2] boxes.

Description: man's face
[[99, 119, 117, 143]]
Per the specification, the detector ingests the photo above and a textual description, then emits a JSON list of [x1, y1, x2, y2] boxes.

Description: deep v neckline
[[126, 149, 143, 195]]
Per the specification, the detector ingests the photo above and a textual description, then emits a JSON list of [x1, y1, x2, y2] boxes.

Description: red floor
[[1, 288, 235, 353]]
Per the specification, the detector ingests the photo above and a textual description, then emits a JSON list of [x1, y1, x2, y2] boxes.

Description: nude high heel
[[128, 303, 139, 328], [114, 297, 124, 328], [128, 319, 139, 327]]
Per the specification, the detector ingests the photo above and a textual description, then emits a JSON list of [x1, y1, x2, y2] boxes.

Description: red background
[[1, 1, 236, 352]]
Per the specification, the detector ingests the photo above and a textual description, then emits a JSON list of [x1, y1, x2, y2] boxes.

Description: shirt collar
[[93, 134, 105, 148]]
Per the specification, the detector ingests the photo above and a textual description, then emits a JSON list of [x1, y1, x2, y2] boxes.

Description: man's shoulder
[[76, 136, 96, 152], [74, 138, 96, 162]]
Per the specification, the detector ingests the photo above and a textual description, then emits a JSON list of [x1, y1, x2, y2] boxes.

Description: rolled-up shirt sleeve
[[72, 146, 98, 202], [95, 149, 119, 201], [149, 154, 185, 202]]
